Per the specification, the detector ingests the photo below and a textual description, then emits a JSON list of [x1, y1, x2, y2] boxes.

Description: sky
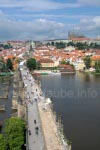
[[0, 0, 100, 41]]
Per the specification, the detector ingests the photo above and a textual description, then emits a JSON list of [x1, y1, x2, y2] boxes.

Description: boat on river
[[48, 72, 61, 75], [33, 70, 61, 76]]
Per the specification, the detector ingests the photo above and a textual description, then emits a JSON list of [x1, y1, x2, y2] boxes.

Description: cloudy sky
[[0, 0, 100, 41]]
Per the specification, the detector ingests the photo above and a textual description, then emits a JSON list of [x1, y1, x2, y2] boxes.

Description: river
[[38, 72, 100, 150], [0, 76, 13, 133]]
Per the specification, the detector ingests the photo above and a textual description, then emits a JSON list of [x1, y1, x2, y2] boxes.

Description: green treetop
[[84, 56, 91, 69], [6, 58, 13, 70], [26, 58, 36, 70], [0, 134, 6, 150], [4, 117, 26, 150]]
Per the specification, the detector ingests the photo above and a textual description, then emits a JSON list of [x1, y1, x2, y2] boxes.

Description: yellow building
[[76, 62, 85, 70], [39, 58, 54, 68]]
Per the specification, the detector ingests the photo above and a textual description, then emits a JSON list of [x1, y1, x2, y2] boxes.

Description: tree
[[0, 61, 7, 72], [0, 62, 4, 72], [47, 42, 50, 46], [55, 42, 66, 49], [0, 43, 12, 49], [6, 59, 13, 70], [0, 134, 6, 150], [0, 57, 6, 72], [26, 58, 36, 70], [75, 42, 87, 50], [36, 61, 41, 70], [84, 56, 91, 69], [4, 117, 26, 150], [95, 61, 100, 73], [67, 42, 75, 47], [61, 60, 70, 65], [51, 41, 55, 46]]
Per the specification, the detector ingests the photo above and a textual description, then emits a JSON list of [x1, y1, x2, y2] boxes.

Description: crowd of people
[[21, 67, 43, 137]]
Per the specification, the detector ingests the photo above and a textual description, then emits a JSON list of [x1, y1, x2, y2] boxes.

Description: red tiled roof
[[6, 54, 15, 59], [91, 55, 100, 61], [39, 58, 54, 63], [71, 37, 91, 41]]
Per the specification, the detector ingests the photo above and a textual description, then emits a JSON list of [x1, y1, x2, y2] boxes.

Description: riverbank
[[79, 69, 100, 75], [33, 70, 61, 75], [32, 70, 75, 76]]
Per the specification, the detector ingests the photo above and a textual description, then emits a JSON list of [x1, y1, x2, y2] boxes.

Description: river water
[[39, 72, 100, 150], [0, 76, 13, 132]]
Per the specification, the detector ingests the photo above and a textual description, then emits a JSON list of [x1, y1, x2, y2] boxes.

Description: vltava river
[[39, 72, 100, 150], [0, 77, 13, 132]]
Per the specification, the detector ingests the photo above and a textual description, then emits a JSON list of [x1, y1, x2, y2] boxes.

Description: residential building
[[39, 58, 54, 68]]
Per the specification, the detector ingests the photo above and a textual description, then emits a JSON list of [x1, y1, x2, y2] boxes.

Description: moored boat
[[48, 72, 61, 75]]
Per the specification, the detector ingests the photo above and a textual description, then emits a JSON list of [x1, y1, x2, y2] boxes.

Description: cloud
[[0, 0, 99, 41], [78, 0, 100, 6], [80, 16, 100, 29], [0, 14, 68, 41], [0, 0, 80, 10], [1, 0, 99, 10], [0, 10, 100, 41], [73, 16, 100, 37]]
